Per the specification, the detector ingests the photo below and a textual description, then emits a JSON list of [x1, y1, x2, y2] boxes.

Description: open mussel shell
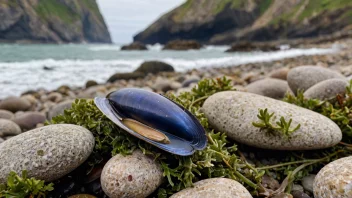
[[94, 88, 207, 156]]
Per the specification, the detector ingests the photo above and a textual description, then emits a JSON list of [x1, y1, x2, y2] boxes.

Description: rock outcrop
[[0, 0, 111, 43], [134, 0, 352, 45]]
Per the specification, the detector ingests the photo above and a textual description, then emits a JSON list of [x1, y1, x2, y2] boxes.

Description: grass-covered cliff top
[[34, 0, 103, 24], [173, 0, 352, 24]]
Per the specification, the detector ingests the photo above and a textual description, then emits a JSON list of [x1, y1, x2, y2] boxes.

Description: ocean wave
[[88, 45, 122, 51]]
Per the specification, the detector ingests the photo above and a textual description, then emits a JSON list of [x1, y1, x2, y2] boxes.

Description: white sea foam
[[0, 47, 338, 98]]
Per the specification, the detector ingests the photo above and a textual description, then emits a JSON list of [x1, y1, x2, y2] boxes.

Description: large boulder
[[121, 42, 147, 50], [202, 91, 342, 150], [0, 124, 95, 183], [163, 40, 202, 50], [226, 41, 279, 52], [134, 61, 175, 74]]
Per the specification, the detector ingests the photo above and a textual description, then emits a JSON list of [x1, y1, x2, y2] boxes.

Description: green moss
[[258, 0, 273, 15], [214, 0, 246, 14], [174, 0, 193, 21], [35, 0, 80, 24], [298, 0, 352, 21]]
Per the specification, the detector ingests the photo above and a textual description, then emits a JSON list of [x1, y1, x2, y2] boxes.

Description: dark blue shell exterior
[[95, 88, 207, 156]]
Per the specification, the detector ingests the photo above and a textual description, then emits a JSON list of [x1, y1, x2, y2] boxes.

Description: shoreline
[[0, 38, 351, 118]]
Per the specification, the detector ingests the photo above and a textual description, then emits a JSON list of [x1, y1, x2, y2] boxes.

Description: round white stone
[[202, 91, 342, 150], [0, 124, 95, 183]]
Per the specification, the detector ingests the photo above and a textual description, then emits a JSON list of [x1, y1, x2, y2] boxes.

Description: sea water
[[0, 43, 338, 98]]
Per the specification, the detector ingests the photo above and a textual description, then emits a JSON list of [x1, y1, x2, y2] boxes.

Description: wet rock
[[287, 66, 345, 93], [269, 67, 290, 80], [314, 156, 352, 197], [107, 72, 145, 83], [134, 61, 174, 74], [0, 124, 95, 183], [0, 110, 14, 120], [202, 91, 342, 150], [245, 78, 291, 99], [13, 112, 46, 131], [0, 96, 31, 113], [121, 42, 147, 50], [303, 79, 349, 100], [0, 119, 21, 137], [163, 40, 202, 50], [170, 178, 252, 198], [48, 100, 74, 120], [85, 80, 98, 88], [101, 150, 163, 198], [302, 174, 315, 193], [0, 137, 3, 144], [226, 41, 279, 52]]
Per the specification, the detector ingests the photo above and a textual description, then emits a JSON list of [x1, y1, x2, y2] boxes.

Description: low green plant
[[47, 77, 352, 197], [252, 108, 301, 138], [0, 170, 54, 198]]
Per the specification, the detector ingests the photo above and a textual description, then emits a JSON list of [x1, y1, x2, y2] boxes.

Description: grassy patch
[[298, 0, 352, 21], [174, 0, 193, 21], [35, 0, 80, 24], [214, 0, 246, 14], [258, 0, 273, 15]]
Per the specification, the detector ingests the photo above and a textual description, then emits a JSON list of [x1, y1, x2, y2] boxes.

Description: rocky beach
[[0, 38, 352, 197], [2, 0, 352, 197]]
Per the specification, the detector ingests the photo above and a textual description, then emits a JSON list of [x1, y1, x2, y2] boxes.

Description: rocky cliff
[[134, 0, 352, 45], [0, 0, 111, 43]]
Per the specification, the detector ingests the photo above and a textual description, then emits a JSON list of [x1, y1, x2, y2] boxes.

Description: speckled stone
[[101, 150, 163, 198], [0, 119, 21, 137], [0, 110, 14, 120], [245, 78, 291, 99], [170, 178, 252, 198], [13, 112, 46, 130], [0, 124, 95, 183], [314, 156, 352, 198], [202, 91, 342, 150], [304, 79, 349, 100], [287, 66, 345, 93], [48, 100, 74, 120], [0, 96, 31, 113]]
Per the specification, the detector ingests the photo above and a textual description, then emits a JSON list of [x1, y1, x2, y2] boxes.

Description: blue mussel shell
[[94, 88, 207, 156]]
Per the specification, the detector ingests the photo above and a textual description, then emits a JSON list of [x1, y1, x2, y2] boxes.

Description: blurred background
[[0, 0, 351, 98]]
